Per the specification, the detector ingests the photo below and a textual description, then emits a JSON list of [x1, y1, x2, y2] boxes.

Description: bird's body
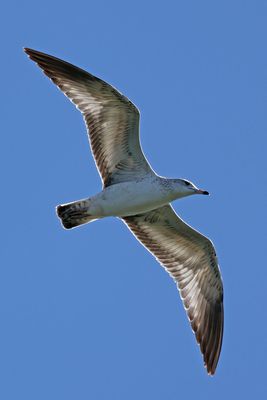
[[25, 48, 224, 375], [60, 176, 198, 221]]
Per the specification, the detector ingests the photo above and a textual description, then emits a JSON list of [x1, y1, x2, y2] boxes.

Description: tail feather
[[56, 200, 99, 229]]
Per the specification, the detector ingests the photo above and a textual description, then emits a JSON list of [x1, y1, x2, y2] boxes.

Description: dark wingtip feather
[[24, 47, 41, 58], [201, 302, 223, 375], [188, 297, 223, 376], [23, 47, 90, 81]]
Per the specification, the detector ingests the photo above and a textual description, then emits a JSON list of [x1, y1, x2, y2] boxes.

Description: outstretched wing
[[123, 205, 223, 375], [24, 48, 153, 187]]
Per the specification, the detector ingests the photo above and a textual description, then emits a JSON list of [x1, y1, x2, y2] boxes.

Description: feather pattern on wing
[[24, 48, 153, 187], [123, 204, 224, 375]]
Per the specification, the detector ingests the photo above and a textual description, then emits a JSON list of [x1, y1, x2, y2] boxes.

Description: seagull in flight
[[24, 48, 223, 375]]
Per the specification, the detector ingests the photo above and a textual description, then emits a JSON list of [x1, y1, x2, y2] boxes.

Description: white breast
[[93, 178, 175, 217]]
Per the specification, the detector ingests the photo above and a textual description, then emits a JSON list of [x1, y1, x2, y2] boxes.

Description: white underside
[[87, 177, 185, 217]]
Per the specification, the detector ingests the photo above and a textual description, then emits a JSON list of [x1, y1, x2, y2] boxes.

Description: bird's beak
[[195, 189, 209, 195]]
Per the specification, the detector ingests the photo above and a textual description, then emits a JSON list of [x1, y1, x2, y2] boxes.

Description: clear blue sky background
[[1, 1, 266, 399]]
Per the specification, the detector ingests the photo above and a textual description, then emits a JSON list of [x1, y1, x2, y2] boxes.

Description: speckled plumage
[[25, 48, 224, 375]]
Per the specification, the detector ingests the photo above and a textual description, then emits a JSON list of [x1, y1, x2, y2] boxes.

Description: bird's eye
[[183, 180, 190, 186]]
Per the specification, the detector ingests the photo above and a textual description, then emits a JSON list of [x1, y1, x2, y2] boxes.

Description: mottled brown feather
[[24, 48, 152, 187], [123, 205, 223, 375]]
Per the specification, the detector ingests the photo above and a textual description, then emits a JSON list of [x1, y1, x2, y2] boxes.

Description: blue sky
[[2, 1, 267, 398]]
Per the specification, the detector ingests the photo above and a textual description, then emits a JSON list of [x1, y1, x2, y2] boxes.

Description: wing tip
[[24, 47, 37, 57], [187, 297, 223, 376], [201, 301, 224, 375], [24, 47, 47, 65]]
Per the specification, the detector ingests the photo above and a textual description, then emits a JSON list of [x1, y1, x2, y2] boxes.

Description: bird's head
[[173, 179, 209, 198]]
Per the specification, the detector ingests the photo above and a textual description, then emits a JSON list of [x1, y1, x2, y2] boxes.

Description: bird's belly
[[95, 180, 173, 217]]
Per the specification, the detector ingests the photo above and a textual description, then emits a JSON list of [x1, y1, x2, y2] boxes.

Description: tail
[[56, 199, 99, 229]]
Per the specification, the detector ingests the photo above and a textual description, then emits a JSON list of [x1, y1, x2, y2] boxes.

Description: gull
[[24, 48, 224, 375]]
